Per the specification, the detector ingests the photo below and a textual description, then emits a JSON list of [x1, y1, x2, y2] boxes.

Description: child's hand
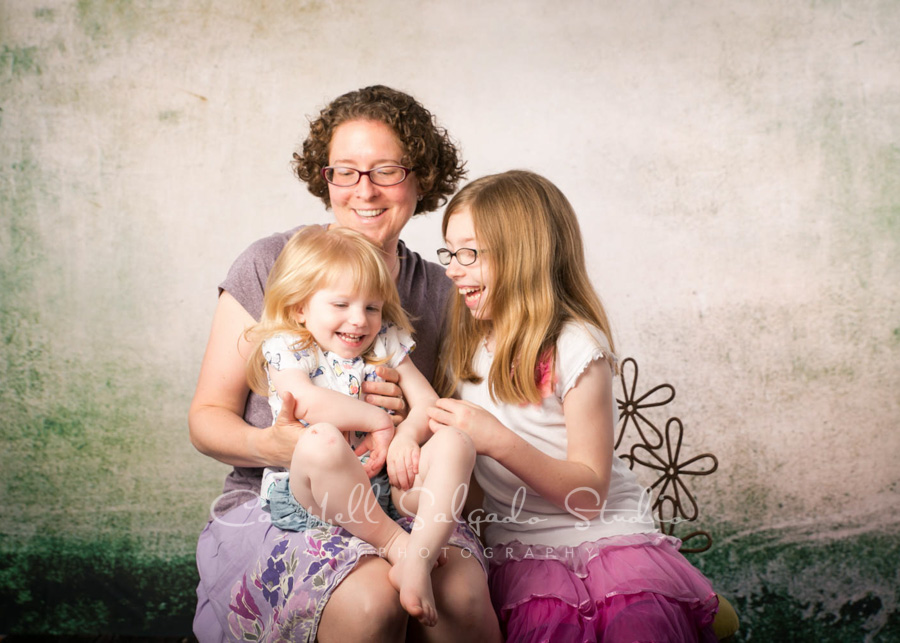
[[386, 433, 420, 491], [355, 425, 394, 478], [427, 398, 506, 458]]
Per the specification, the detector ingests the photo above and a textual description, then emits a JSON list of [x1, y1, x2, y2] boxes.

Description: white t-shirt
[[460, 322, 657, 548]]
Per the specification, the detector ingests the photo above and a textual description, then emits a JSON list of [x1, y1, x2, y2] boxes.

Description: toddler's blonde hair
[[246, 225, 413, 396]]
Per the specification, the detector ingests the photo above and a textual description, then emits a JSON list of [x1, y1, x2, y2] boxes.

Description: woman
[[189, 85, 501, 642]]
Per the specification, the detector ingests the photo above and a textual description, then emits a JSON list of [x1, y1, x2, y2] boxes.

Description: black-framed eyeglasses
[[436, 247, 481, 266], [321, 165, 412, 187]]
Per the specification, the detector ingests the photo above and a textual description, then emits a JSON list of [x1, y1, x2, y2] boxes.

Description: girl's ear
[[292, 304, 306, 325]]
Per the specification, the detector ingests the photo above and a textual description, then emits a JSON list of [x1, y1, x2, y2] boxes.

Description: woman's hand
[[258, 391, 307, 468], [386, 433, 420, 491], [362, 365, 407, 425], [427, 398, 509, 458]]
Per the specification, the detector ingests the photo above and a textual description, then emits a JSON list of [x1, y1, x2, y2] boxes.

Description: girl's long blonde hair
[[437, 170, 616, 405], [246, 225, 413, 396]]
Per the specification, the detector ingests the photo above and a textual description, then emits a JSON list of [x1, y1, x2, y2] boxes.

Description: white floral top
[[262, 323, 414, 421]]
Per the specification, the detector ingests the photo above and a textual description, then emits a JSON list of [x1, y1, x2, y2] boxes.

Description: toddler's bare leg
[[290, 422, 408, 563], [389, 427, 475, 627]]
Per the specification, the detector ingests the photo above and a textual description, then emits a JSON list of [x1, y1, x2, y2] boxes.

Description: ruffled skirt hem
[[488, 533, 718, 642]]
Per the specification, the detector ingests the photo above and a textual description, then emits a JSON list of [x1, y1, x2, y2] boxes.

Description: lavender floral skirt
[[193, 494, 487, 642]]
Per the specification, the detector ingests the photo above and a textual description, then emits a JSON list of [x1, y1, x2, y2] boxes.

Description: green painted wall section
[[1, 145, 211, 555], [1, 0, 897, 637]]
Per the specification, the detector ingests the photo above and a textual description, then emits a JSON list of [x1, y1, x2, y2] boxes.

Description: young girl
[[246, 225, 478, 628], [428, 171, 719, 642]]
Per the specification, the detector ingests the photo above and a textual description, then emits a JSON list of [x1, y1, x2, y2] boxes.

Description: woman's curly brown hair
[[293, 85, 466, 215]]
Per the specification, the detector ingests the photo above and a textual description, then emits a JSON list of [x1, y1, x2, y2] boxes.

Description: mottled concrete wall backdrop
[[1, 0, 898, 637]]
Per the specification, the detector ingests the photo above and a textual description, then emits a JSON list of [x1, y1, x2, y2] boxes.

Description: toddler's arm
[[269, 367, 395, 433], [269, 368, 394, 477], [386, 358, 440, 490]]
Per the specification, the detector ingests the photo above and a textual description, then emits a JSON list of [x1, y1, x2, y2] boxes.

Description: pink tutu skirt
[[487, 532, 719, 643]]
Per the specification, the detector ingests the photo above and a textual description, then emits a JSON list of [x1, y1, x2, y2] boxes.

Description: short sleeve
[[261, 334, 318, 374], [218, 227, 302, 321], [370, 324, 416, 369], [554, 323, 617, 401]]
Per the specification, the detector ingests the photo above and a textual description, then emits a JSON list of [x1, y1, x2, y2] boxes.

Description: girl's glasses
[[321, 165, 412, 187], [436, 247, 481, 266]]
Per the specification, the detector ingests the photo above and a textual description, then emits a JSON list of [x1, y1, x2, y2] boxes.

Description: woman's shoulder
[[229, 225, 306, 275], [220, 225, 307, 319]]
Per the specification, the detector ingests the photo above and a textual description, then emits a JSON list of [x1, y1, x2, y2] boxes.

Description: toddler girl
[[246, 225, 477, 627]]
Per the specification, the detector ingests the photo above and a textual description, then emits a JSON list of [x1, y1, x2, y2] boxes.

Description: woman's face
[[327, 119, 420, 253]]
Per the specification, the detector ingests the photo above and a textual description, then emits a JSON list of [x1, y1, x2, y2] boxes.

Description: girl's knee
[[428, 427, 476, 465], [294, 423, 350, 468]]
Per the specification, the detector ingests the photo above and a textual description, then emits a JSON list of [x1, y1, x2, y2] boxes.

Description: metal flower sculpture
[[616, 357, 674, 451], [615, 358, 719, 553], [630, 418, 718, 552]]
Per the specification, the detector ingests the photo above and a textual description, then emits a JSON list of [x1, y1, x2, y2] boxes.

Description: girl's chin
[[330, 339, 370, 359]]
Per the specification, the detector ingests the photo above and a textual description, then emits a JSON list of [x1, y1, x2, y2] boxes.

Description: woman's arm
[[188, 292, 304, 469], [427, 358, 614, 519]]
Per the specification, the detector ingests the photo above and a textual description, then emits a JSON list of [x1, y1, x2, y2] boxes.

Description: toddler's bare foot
[[380, 529, 411, 567], [388, 554, 438, 627]]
